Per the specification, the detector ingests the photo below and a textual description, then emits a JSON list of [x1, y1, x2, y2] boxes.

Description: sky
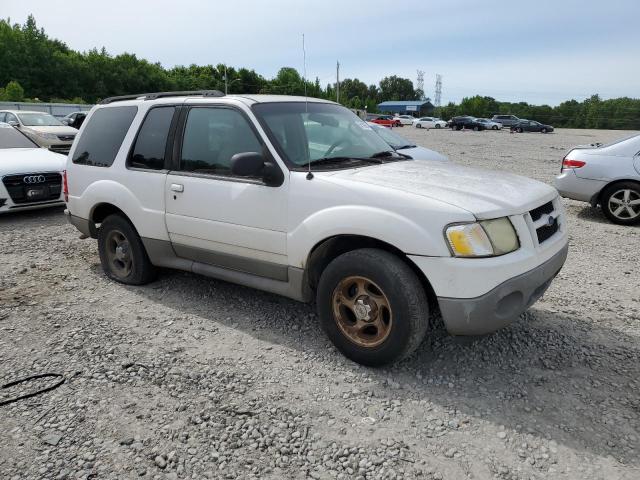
[[3, 0, 640, 105]]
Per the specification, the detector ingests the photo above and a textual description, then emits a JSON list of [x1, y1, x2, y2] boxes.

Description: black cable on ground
[[0, 373, 65, 406]]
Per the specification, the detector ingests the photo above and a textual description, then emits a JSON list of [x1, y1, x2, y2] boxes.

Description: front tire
[[541, 128, 547, 133], [316, 249, 429, 366], [435, 124, 441, 129], [416, 123, 422, 129], [517, 127, 524, 133], [492, 125, 498, 130], [601, 182, 640, 225], [98, 214, 156, 285]]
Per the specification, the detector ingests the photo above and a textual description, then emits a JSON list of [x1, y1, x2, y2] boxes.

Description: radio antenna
[[303, 33, 313, 180]]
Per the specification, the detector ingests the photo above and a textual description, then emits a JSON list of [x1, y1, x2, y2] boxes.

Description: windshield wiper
[[395, 145, 416, 150], [302, 156, 382, 168]]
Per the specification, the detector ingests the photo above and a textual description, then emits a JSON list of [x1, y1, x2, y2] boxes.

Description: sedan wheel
[[541, 128, 547, 133], [435, 124, 441, 129], [416, 123, 422, 129], [603, 184, 640, 225]]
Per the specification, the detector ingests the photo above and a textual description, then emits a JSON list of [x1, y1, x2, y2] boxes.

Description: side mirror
[[230, 151, 284, 187], [7, 120, 18, 127], [230, 152, 265, 177]]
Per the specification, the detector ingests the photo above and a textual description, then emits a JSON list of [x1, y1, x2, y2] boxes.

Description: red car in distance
[[368, 115, 401, 127]]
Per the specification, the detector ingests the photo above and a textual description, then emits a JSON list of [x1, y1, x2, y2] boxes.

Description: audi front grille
[[2, 172, 63, 204]]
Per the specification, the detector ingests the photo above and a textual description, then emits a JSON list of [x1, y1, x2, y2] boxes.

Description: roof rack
[[99, 90, 225, 105]]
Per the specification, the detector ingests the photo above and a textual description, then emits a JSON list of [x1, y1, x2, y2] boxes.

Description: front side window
[[0, 126, 38, 149], [5, 113, 18, 124], [16, 112, 63, 126], [129, 107, 175, 170], [72, 106, 138, 167], [179, 107, 262, 175], [253, 102, 396, 168]]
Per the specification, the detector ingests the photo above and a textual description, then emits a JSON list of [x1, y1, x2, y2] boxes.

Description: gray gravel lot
[[1, 128, 638, 480]]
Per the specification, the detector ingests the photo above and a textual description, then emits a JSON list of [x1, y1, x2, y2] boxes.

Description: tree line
[[1, 16, 639, 130]]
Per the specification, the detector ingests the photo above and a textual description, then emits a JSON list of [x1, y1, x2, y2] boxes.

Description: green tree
[[378, 76, 416, 101], [4, 80, 24, 101]]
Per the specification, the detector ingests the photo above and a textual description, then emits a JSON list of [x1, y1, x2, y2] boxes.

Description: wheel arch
[[88, 202, 136, 238], [595, 178, 640, 205], [305, 234, 440, 315]]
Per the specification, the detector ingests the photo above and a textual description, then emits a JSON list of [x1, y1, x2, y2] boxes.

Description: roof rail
[[99, 90, 225, 105]]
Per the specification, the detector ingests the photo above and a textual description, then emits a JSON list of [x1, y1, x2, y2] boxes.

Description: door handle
[[170, 183, 184, 193]]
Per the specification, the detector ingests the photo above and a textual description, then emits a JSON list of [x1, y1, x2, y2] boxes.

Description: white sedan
[[413, 117, 447, 129], [555, 133, 640, 225], [0, 123, 66, 213], [393, 115, 416, 126]]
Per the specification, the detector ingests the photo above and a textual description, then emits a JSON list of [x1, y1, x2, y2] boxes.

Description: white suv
[[65, 91, 569, 366]]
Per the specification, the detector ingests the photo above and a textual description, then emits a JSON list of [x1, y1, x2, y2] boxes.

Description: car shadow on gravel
[[0, 206, 65, 229], [131, 270, 639, 466], [574, 204, 640, 228]]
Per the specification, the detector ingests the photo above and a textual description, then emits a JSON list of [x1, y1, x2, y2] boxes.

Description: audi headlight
[[445, 217, 519, 257]]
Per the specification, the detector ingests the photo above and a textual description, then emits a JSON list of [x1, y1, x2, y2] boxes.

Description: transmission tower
[[416, 70, 425, 100], [434, 74, 442, 107]]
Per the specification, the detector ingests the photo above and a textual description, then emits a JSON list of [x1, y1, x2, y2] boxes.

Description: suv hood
[[0, 148, 66, 175], [326, 161, 557, 219]]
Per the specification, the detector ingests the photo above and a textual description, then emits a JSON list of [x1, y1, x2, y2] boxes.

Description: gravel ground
[[1, 128, 638, 480]]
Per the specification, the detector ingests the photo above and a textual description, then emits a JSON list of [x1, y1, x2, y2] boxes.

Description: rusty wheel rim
[[332, 276, 392, 348]]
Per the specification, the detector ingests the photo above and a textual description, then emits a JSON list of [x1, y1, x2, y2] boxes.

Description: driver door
[[164, 105, 289, 279]]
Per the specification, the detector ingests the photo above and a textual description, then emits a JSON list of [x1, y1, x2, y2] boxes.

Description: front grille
[[536, 216, 559, 244], [49, 144, 71, 155], [529, 201, 554, 222], [529, 200, 560, 245], [2, 172, 62, 204], [57, 134, 75, 141]]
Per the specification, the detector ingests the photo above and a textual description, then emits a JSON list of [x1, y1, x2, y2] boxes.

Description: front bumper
[[437, 243, 568, 335]]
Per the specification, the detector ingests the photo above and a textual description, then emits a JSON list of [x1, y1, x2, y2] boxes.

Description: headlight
[[35, 131, 58, 140], [445, 217, 519, 257]]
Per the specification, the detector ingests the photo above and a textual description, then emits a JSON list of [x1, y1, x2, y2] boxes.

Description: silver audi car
[[555, 133, 640, 225]]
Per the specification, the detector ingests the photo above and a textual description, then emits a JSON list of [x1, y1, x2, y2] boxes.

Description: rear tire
[[541, 128, 547, 133], [97, 214, 156, 285], [492, 125, 498, 130], [473, 126, 479, 131], [435, 124, 441, 129], [517, 127, 524, 133], [316, 248, 430, 366], [601, 182, 640, 225]]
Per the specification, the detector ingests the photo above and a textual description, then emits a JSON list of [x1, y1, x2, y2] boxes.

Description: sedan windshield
[[0, 126, 38, 149], [252, 102, 396, 168], [17, 112, 64, 126]]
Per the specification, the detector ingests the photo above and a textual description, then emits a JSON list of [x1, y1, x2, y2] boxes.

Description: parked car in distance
[[66, 91, 568, 366], [0, 110, 77, 154], [449, 116, 485, 131], [477, 118, 503, 130], [368, 122, 448, 161], [555, 133, 640, 225], [511, 120, 554, 133], [0, 122, 66, 213], [61, 111, 86, 126], [369, 115, 401, 127], [491, 115, 520, 127], [413, 117, 447, 129], [393, 115, 415, 126]]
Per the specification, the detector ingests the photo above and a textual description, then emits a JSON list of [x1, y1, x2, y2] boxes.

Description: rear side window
[[128, 107, 175, 170], [72, 106, 137, 167]]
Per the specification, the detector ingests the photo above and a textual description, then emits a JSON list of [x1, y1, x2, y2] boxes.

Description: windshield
[[0, 126, 38, 149], [252, 102, 394, 167], [371, 125, 415, 149], [17, 112, 64, 127]]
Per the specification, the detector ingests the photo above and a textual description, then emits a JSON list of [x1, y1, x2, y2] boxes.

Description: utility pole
[[336, 61, 340, 103], [224, 65, 228, 95]]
